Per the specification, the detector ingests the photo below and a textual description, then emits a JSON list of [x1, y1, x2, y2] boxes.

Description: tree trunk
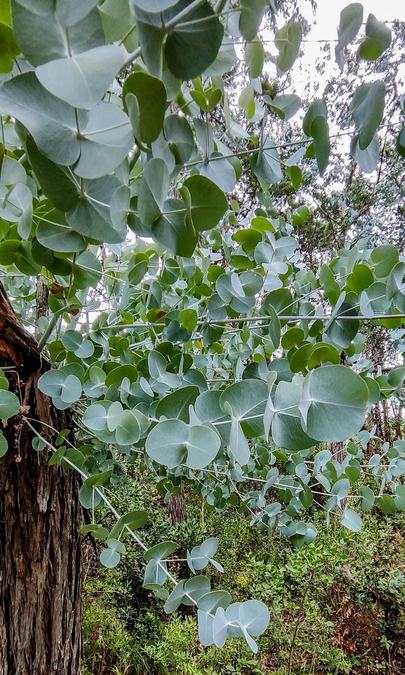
[[168, 492, 185, 524], [0, 284, 82, 674]]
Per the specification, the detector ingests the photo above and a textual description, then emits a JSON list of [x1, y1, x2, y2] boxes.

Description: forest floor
[[82, 466, 404, 674]]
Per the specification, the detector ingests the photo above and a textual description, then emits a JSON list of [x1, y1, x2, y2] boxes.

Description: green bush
[[83, 474, 404, 674]]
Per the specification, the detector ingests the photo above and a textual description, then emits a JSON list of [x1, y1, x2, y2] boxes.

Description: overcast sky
[[259, 0, 405, 111], [311, 0, 404, 40]]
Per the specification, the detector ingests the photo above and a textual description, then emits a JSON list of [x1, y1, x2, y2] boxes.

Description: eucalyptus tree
[[0, 1, 404, 672]]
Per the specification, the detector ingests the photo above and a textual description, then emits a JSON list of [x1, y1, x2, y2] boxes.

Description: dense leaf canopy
[[0, 0, 404, 653]]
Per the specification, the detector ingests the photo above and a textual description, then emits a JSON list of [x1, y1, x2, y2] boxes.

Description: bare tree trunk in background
[[331, 442, 344, 463], [35, 274, 49, 336], [168, 486, 185, 524], [371, 401, 384, 439], [381, 399, 392, 445], [0, 283, 82, 674]]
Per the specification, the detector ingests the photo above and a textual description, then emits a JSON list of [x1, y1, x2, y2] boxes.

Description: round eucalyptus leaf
[[238, 599, 270, 636], [106, 401, 123, 432], [164, 114, 194, 167], [0, 72, 81, 166], [299, 365, 368, 442], [186, 424, 220, 469], [0, 390, 20, 419], [100, 547, 120, 568], [181, 175, 227, 232], [351, 81, 385, 150], [60, 374, 82, 404], [145, 418, 220, 469], [115, 409, 142, 446], [75, 340, 95, 359], [66, 175, 125, 243], [144, 541, 178, 562], [12, 0, 104, 67], [62, 330, 83, 352], [275, 21, 302, 72], [270, 379, 316, 450], [197, 590, 231, 612], [109, 510, 148, 539], [146, 419, 188, 468], [82, 402, 111, 431], [38, 370, 82, 405], [156, 386, 199, 422], [220, 379, 268, 436], [73, 103, 132, 179], [341, 507, 363, 532], [38, 370, 66, 398], [79, 484, 103, 510], [164, 2, 224, 80], [0, 74, 132, 178], [0, 431, 8, 458], [358, 14, 391, 61], [36, 217, 86, 253], [133, 0, 178, 10], [36, 44, 127, 110]]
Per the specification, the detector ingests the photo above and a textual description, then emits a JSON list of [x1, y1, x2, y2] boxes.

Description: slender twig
[[91, 313, 405, 332], [37, 305, 75, 351]]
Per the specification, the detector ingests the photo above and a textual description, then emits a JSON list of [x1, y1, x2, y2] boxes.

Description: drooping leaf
[[27, 137, 80, 212], [303, 100, 330, 174], [335, 3, 363, 69], [181, 175, 227, 232], [387, 262, 405, 313], [250, 138, 283, 185], [265, 94, 301, 121], [164, 576, 210, 613], [350, 133, 380, 173], [0, 21, 19, 73], [0, 182, 32, 239], [341, 507, 363, 532], [275, 21, 302, 72], [123, 71, 167, 143], [239, 0, 266, 40], [138, 158, 170, 230], [358, 14, 392, 61], [220, 379, 268, 437], [246, 39, 265, 78], [109, 510, 148, 538], [229, 417, 250, 466], [267, 378, 317, 450], [350, 81, 385, 150], [152, 198, 197, 256]]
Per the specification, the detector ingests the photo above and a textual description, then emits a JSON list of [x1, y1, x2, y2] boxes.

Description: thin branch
[[92, 313, 405, 332]]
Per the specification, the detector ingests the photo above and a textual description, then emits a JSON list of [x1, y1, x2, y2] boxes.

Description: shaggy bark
[[168, 492, 185, 524], [0, 283, 82, 674]]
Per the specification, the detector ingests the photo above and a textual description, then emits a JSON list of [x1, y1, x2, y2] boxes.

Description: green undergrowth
[[83, 471, 404, 674]]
